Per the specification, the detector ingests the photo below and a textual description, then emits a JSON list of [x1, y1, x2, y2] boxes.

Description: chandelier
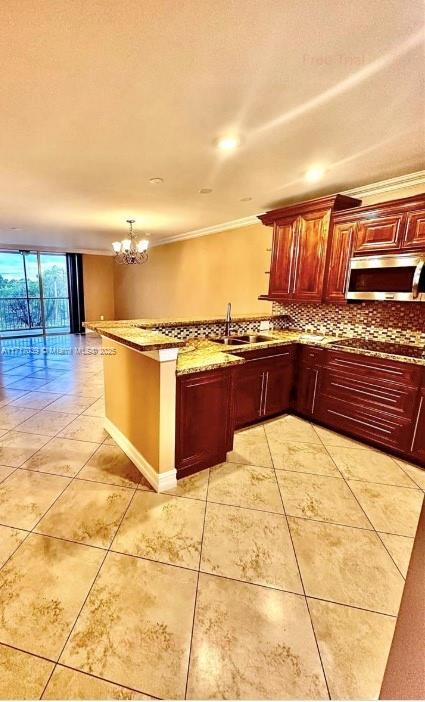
[[112, 219, 149, 264]]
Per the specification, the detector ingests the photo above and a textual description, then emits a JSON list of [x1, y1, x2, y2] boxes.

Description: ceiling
[[0, 0, 424, 253]]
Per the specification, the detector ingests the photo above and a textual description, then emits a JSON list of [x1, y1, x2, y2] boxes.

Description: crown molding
[[344, 170, 425, 198], [153, 170, 425, 248], [0, 242, 114, 256]]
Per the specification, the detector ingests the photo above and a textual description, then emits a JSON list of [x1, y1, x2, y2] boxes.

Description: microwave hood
[[346, 253, 425, 302]]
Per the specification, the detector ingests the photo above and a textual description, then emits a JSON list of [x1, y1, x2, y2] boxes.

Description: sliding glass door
[[0, 251, 71, 337]]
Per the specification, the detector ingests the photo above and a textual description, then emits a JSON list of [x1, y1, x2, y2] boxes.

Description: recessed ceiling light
[[199, 187, 213, 194], [240, 196, 252, 202], [149, 177, 164, 184], [305, 166, 325, 183], [215, 135, 241, 151], [9, 226, 22, 231]]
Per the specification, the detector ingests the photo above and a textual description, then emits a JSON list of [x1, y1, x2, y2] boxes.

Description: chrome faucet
[[224, 302, 232, 336]]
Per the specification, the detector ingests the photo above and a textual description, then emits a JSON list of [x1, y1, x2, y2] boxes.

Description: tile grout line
[[262, 421, 332, 701], [183, 467, 212, 699], [38, 481, 142, 700]]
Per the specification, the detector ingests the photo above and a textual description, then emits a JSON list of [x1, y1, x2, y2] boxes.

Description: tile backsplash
[[272, 301, 425, 346]]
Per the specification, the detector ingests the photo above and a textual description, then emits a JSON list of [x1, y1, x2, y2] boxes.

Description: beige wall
[[83, 254, 115, 322], [113, 181, 425, 321], [114, 223, 273, 319]]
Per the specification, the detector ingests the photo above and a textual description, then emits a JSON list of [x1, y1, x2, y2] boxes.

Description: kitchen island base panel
[[102, 337, 178, 492], [104, 417, 177, 491]]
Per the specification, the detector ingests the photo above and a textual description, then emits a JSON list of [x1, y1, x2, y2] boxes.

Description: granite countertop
[[85, 312, 280, 330], [87, 319, 425, 371]]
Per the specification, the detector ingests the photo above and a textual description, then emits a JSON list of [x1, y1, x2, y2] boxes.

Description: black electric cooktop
[[329, 337, 425, 359]]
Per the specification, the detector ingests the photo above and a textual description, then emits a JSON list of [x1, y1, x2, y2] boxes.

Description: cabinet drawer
[[321, 368, 418, 420], [237, 345, 296, 362], [326, 350, 421, 388], [316, 395, 411, 453], [299, 345, 327, 365]]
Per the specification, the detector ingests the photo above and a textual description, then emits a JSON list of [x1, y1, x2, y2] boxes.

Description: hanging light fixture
[[112, 219, 149, 264]]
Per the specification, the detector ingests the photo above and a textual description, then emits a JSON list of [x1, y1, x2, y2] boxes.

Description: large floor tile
[[164, 467, 209, 500], [265, 415, 322, 445], [327, 446, 417, 487], [46, 394, 99, 414], [0, 643, 54, 700], [268, 439, 340, 476], [78, 444, 145, 488], [0, 387, 28, 407], [277, 471, 372, 528], [82, 397, 105, 418], [0, 533, 104, 659], [348, 480, 423, 537], [60, 552, 197, 699], [227, 425, 273, 467], [0, 405, 36, 430], [5, 377, 51, 391], [0, 469, 70, 529], [395, 459, 425, 491], [288, 517, 405, 615], [42, 665, 152, 699], [36, 479, 133, 548], [187, 573, 328, 700], [314, 426, 369, 449], [308, 599, 396, 700], [16, 410, 78, 437], [22, 437, 99, 477], [11, 391, 62, 409], [0, 430, 51, 467], [378, 532, 414, 577], [113, 491, 205, 569], [58, 415, 108, 442], [200, 502, 302, 592], [0, 524, 27, 567], [208, 462, 283, 513], [0, 464, 16, 481]]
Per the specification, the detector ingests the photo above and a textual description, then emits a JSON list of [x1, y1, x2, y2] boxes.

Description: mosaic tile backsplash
[[150, 319, 270, 340], [272, 302, 425, 346]]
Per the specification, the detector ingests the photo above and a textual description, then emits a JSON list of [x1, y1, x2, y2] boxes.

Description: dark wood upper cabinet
[[403, 208, 425, 250], [354, 213, 404, 254], [268, 215, 298, 298], [258, 194, 361, 303], [324, 221, 357, 303]]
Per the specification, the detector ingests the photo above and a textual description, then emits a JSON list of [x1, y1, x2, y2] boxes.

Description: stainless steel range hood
[[346, 253, 425, 302]]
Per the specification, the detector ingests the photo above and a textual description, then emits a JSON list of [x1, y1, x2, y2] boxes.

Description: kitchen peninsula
[[87, 313, 425, 492]]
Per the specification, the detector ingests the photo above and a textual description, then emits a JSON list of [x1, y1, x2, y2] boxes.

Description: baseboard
[[104, 417, 177, 492]]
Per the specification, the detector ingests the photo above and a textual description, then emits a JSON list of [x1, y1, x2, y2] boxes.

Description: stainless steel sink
[[210, 334, 273, 346]]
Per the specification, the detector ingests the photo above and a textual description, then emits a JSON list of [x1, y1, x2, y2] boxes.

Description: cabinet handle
[[311, 369, 319, 414], [262, 371, 269, 415], [259, 373, 265, 416], [410, 396, 424, 453]]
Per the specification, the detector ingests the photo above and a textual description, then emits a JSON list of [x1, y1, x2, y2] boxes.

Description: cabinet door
[[268, 216, 298, 298], [176, 369, 232, 476], [324, 222, 356, 303], [296, 363, 320, 416], [293, 209, 330, 302], [263, 358, 294, 417], [354, 214, 404, 254], [403, 209, 425, 250], [233, 363, 265, 428], [410, 389, 425, 462]]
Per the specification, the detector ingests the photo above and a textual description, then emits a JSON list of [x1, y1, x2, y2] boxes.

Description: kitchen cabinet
[[295, 346, 324, 416], [258, 194, 361, 303], [410, 387, 425, 462], [354, 213, 404, 254], [176, 367, 233, 478], [324, 221, 357, 303], [403, 208, 425, 250], [315, 350, 421, 455], [233, 346, 295, 428]]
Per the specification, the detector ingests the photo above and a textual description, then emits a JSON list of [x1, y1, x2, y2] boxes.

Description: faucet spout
[[224, 302, 232, 336]]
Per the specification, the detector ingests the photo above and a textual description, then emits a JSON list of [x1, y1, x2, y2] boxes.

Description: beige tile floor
[[0, 334, 424, 700]]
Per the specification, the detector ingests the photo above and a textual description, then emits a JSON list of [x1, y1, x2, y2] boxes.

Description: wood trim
[[333, 192, 425, 224], [104, 417, 177, 492], [258, 194, 361, 226]]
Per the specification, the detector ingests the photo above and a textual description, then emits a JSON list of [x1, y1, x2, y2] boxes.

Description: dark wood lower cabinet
[[175, 344, 425, 478], [175, 367, 233, 478], [233, 346, 295, 428]]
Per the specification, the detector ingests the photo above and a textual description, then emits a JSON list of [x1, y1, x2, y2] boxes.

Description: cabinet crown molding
[[258, 194, 361, 226]]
